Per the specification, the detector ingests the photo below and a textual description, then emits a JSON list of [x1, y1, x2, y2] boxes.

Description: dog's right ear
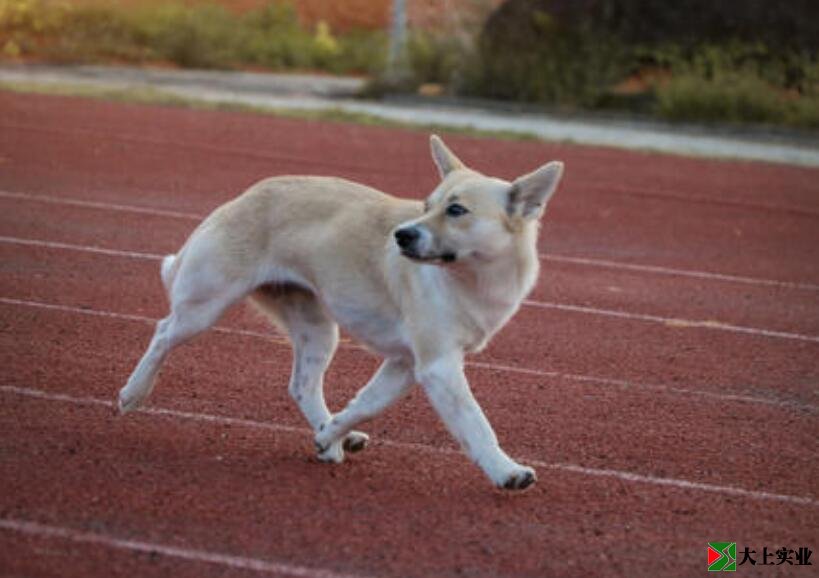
[[430, 135, 465, 179]]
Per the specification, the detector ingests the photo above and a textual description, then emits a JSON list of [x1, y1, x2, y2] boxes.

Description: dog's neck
[[461, 222, 539, 296], [445, 225, 540, 350]]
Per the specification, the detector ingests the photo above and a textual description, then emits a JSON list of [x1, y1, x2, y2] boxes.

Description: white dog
[[119, 135, 564, 490]]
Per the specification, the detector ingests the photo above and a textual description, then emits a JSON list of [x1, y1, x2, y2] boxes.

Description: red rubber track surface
[[1, 92, 817, 577]]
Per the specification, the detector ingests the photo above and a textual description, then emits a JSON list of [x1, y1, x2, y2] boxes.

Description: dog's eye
[[445, 203, 469, 217]]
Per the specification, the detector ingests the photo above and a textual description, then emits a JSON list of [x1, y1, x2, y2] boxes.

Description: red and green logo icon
[[708, 542, 737, 571]]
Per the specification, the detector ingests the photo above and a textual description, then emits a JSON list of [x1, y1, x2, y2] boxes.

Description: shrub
[[0, 0, 385, 74], [0, 0, 66, 34], [787, 95, 819, 128], [333, 30, 387, 75], [1, 0, 69, 56], [599, 0, 818, 57], [462, 0, 633, 107], [237, 2, 317, 70], [407, 31, 463, 86], [454, 0, 819, 126], [653, 43, 819, 128], [129, 3, 238, 68], [655, 72, 786, 124]]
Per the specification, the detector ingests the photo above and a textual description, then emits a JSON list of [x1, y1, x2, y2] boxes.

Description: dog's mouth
[[401, 249, 457, 263]]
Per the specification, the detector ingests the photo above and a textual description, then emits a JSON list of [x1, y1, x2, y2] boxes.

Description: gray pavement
[[1, 63, 817, 167]]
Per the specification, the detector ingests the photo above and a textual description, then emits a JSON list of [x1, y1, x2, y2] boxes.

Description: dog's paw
[[117, 387, 142, 415], [314, 439, 345, 464], [314, 422, 345, 464], [499, 466, 537, 491], [316, 445, 345, 464], [342, 430, 369, 453]]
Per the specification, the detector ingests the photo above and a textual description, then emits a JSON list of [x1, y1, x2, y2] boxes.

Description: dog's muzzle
[[394, 226, 456, 263], [394, 227, 420, 251]]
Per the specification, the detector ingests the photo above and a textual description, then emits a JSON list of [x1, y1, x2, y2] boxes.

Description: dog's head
[[394, 135, 564, 265]]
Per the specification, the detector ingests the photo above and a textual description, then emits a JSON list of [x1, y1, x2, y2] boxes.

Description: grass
[[4, 78, 816, 168], [0, 0, 387, 74], [651, 43, 819, 129], [0, 78, 542, 142], [2, 1, 817, 129], [656, 75, 819, 129]]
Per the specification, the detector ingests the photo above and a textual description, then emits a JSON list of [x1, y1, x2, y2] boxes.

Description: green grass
[[656, 73, 784, 124], [0, 79, 542, 142], [654, 74, 819, 130], [650, 42, 819, 129], [4, 78, 813, 167], [0, 0, 386, 75]]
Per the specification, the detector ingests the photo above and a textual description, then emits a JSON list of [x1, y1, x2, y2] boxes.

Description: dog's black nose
[[394, 227, 420, 249]]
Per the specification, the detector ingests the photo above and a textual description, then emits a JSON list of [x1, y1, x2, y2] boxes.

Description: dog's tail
[[160, 253, 178, 295]]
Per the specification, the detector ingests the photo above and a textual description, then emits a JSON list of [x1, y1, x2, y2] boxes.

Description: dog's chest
[[325, 298, 411, 357], [461, 299, 519, 353]]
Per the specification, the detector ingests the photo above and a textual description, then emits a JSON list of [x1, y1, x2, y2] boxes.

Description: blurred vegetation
[[0, 0, 387, 73], [1, 0, 817, 129], [453, 0, 819, 128], [652, 42, 819, 127]]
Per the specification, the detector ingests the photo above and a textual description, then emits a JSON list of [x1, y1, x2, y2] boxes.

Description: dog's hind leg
[[118, 256, 249, 414], [250, 287, 368, 463]]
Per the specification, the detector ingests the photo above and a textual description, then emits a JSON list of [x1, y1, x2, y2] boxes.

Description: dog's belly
[[326, 300, 410, 358]]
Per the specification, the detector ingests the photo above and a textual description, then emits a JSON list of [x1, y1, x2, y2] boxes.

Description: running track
[[0, 91, 817, 577]]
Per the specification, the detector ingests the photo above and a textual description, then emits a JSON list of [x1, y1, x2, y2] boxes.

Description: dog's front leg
[[314, 357, 414, 462], [416, 353, 536, 490]]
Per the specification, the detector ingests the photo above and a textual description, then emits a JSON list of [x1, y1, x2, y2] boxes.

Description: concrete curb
[[1, 64, 817, 167]]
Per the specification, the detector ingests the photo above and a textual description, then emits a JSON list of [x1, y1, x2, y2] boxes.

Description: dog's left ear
[[430, 134, 465, 179], [507, 161, 565, 220]]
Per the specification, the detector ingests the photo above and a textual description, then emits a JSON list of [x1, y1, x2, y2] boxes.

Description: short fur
[[119, 135, 564, 490]]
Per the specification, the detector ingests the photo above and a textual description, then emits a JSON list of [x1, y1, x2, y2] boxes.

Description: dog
[[118, 135, 564, 490]]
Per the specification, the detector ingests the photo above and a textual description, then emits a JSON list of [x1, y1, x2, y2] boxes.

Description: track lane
[[1, 387, 816, 578], [2, 91, 819, 209], [0, 519, 360, 578], [2, 94, 819, 284], [3, 126, 817, 284], [4, 237, 818, 408], [2, 299, 816, 499], [3, 243, 818, 405], [3, 197, 818, 338], [2, 89, 818, 578]]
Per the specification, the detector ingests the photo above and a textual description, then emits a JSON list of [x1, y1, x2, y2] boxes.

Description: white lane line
[[3, 188, 817, 292], [0, 189, 202, 220], [590, 183, 819, 218], [0, 518, 369, 578], [0, 121, 378, 176], [0, 297, 819, 412], [3, 384, 817, 508], [465, 361, 814, 411], [535, 463, 819, 507], [540, 253, 819, 292], [11, 117, 815, 196], [0, 296, 289, 344], [522, 300, 819, 344], [0, 235, 165, 260], [4, 233, 818, 344], [1, 296, 814, 412]]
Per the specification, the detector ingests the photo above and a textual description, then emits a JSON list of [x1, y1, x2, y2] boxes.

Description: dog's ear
[[507, 161, 564, 220], [430, 135, 465, 179]]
